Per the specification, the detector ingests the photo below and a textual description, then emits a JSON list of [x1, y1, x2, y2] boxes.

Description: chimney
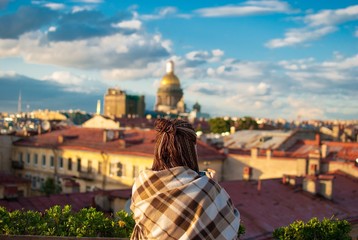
[[318, 175, 335, 200], [103, 130, 108, 143], [266, 149, 272, 159], [257, 179, 261, 192], [37, 124, 42, 135], [243, 166, 252, 181], [321, 144, 328, 158], [251, 148, 258, 159], [315, 133, 321, 146], [119, 139, 126, 148], [303, 176, 318, 195], [58, 135, 64, 144]]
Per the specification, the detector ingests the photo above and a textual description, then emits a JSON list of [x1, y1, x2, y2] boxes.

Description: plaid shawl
[[130, 166, 240, 240]]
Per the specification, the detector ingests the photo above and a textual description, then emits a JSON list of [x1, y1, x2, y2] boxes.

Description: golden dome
[[160, 72, 180, 87]]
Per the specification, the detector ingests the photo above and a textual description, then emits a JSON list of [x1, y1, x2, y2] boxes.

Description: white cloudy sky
[[0, 0, 357, 120]]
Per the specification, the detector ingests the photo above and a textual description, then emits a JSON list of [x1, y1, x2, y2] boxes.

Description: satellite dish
[[41, 120, 51, 131]]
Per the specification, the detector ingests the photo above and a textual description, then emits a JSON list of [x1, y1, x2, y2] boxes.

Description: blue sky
[[0, 0, 357, 120]]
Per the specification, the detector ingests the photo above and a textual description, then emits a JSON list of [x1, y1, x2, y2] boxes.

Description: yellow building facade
[[11, 127, 225, 196]]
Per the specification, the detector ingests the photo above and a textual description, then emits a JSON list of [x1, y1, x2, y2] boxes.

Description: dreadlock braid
[[153, 118, 199, 172]]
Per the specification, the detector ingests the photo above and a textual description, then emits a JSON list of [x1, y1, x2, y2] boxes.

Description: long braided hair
[[152, 118, 199, 172]]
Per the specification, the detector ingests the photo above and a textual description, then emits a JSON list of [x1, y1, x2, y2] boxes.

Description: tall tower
[[155, 61, 184, 114]]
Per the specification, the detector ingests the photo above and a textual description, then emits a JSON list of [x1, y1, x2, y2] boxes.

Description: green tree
[[41, 178, 62, 196], [236, 116, 258, 130], [208, 117, 232, 133]]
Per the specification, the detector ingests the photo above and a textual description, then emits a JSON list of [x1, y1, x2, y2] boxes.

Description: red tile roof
[[221, 172, 358, 239], [0, 189, 132, 212], [13, 127, 225, 161]]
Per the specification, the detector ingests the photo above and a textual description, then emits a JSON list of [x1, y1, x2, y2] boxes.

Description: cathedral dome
[[160, 61, 180, 87]]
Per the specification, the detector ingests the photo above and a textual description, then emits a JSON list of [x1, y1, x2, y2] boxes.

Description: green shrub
[[273, 217, 352, 240], [42, 205, 72, 236], [238, 223, 246, 239], [0, 205, 133, 238]]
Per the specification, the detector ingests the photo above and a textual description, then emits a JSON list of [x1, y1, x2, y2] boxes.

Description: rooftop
[[221, 172, 358, 239], [224, 130, 294, 150], [13, 127, 225, 161], [0, 189, 131, 212]]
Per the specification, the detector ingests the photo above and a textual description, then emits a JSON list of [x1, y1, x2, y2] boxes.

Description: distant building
[[0, 172, 31, 199], [222, 131, 358, 181], [104, 88, 145, 118], [155, 61, 185, 114], [82, 115, 120, 129], [188, 102, 210, 122]]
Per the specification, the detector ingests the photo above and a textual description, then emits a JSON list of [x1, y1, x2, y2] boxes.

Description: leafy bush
[[0, 205, 134, 238], [1, 205, 245, 238], [238, 223, 246, 239], [273, 217, 352, 240]]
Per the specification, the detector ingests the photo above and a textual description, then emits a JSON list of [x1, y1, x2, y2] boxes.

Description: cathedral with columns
[[155, 61, 185, 114]]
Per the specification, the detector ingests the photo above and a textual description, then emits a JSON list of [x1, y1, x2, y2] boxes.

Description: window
[[98, 162, 102, 174], [42, 155, 46, 167], [110, 163, 116, 176], [31, 176, 36, 188], [18, 152, 23, 162], [26, 153, 30, 165], [117, 162, 126, 177], [68, 158, 72, 171], [88, 160, 92, 173], [50, 156, 54, 168], [58, 157, 63, 169], [34, 154, 38, 166], [132, 165, 139, 178], [77, 158, 81, 172]]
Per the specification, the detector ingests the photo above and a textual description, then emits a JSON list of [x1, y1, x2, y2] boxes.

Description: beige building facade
[[104, 88, 145, 118]]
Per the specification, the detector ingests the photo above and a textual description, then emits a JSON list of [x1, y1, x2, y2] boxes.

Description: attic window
[[260, 136, 272, 142]]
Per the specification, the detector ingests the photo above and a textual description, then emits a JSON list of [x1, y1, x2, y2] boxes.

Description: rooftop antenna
[[18, 90, 22, 113], [96, 99, 101, 115]]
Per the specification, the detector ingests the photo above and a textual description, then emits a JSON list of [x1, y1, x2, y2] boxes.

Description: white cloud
[[196, 0, 295, 17], [48, 26, 56, 32], [207, 61, 266, 80], [266, 5, 358, 48], [321, 54, 358, 69], [72, 5, 95, 13], [141, 6, 190, 20], [112, 19, 142, 30], [101, 61, 164, 81], [248, 82, 271, 95], [72, 0, 103, 3], [185, 49, 224, 63], [303, 5, 358, 27], [0, 70, 17, 78], [266, 26, 336, 48], [43, 3, 65, 10], [0, 31, 171, 70], [0, 38, 19, 57], [42, 71, 99, 93]]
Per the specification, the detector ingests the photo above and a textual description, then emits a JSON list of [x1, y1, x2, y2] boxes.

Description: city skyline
[[0, 0, 357, 120]]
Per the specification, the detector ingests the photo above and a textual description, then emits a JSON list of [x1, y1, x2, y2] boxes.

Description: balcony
[[11, 160, 24, 170], [78, 171, 95, 181]]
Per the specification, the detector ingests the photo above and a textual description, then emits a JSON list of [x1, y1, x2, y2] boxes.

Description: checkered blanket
[[130, 166, 240, 240]]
